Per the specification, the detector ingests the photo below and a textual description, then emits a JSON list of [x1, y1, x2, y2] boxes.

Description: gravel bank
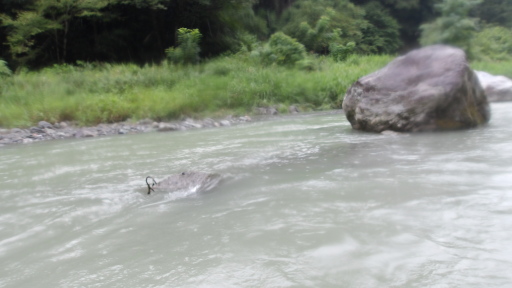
[[0, 115, 253, 147]]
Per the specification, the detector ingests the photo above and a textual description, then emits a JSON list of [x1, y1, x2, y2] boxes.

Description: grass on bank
[[1, 54, 510, 128], [0, 54, 392, 128]]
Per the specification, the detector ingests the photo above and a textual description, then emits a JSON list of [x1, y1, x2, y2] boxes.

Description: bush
[[0, 59, 12, 77], [330, 41, 355, 62], [166, 28, 202, 65], [472, 26, 512, 61], [260, 32, 306, 66]]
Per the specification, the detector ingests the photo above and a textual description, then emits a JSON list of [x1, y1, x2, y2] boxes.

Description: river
[[1, 104, 512, 287]]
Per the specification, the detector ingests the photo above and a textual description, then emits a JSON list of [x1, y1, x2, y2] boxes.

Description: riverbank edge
[[0, 109, 345, 147]]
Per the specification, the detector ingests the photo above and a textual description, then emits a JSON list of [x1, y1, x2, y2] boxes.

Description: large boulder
[[475, 71, 512, 102], [342, 45, 490, 132]]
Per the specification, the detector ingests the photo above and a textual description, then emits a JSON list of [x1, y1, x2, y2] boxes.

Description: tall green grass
[[0, 54, 393, 128], [471, 61, 512, 78]]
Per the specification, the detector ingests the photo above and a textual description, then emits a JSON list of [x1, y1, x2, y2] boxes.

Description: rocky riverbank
[[0, 115, 254, 147]]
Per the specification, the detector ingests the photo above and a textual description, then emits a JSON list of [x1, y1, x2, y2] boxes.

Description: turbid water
[[1, 104, 512, 288]]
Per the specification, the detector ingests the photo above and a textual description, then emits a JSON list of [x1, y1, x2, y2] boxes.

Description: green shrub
[[261, 32, 306, 66], [330, 41, 355, 62], [472, 26, 512, 61], [0, 59, 12, 77], [166, 28, 202, 65]]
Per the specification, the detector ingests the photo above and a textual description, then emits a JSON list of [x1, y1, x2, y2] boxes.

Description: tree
[[420, 0, 481, 56], [358, 1, 401, 54], [166, 28, 202, 64], [471, 0, 512, 28], [351, 0, 440, 51], [0, 0, 110, 66], [258, 31, 306, 66], [0, 59, 12, 77], [278, 0, 367, 53]]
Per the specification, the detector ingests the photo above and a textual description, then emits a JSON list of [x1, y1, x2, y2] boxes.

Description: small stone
[[267, 107, 278, 115], [0, 128, 9, 135], [289, 105, 300, 114], [11, 128, 24, 134], [30, 127, 44, 134], [22, 138, 33, 144], [27, 134, 43, 139], [38, 121, 53, 129], [182, 119, 202, 129], [239, 116, 252, 122], [44, 128, 55, 135], [138, 118, 153, 125], [157, 123, 178, 132], [220, 120, 231, 127], [254, 107, 268, 115], [75, 129, 97, 138]]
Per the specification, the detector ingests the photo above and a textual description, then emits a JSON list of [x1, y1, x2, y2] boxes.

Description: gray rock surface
[[0, 115, 256, 146], [475, 71, 512, 102], [342, 45, 490, 132]]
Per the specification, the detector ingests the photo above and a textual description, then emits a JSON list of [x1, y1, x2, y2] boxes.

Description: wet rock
[[475, 71, 512, 102], [182, 118, 203, 129], [342, 45, 490, 133], [38, 121, 53, 129], [289, 105, 300, 114], [219, 120, 231, 127], [75, 129, 97, 138], [57, 122, 68, 129], [239, 115, 252, 122], [157, 122, 179, 132], [254, 107, 267, 115], [201, 118, 219, 128], [30, 127, 45, 134], [146, 171, 221, 194], [254, 106, 278, 115]]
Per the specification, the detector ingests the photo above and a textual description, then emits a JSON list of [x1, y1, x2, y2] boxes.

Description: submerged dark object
[[145, 172, 221, 195]]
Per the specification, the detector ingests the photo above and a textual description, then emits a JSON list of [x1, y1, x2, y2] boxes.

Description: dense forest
[[1, 0, 512, 69]]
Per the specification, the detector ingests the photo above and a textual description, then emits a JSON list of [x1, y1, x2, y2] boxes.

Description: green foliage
[[359, 1, 401, 54], [279, 0, 367, 53], [0, 59, 13, 77], [420, 0, 481, 56], [471, 0, 512, 28], [255, 32, 306, 66], [166, 28, 202, 65], [330, 42, 356, 62], [0, 54, 394, 127], [294, 9, 341, 54], [0, 11, 61, 65], [471, 60, 512, 79], [472, 26, 512, 61], [0, 0, 110, 66]]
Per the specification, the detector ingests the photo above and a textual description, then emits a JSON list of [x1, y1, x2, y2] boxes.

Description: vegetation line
[[0, 54, 392, 128]]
